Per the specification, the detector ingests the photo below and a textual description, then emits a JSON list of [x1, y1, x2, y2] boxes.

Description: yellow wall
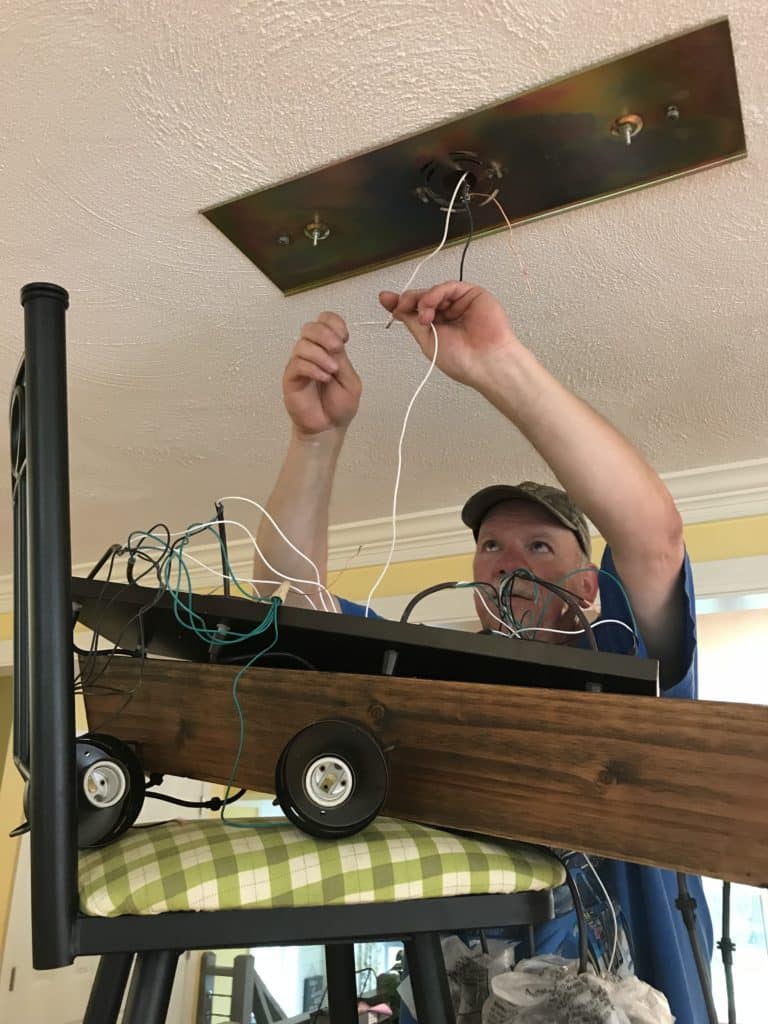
[[0, 671, 23, 955], [328, 514, 768, 600], [0, 681, 88, 959]]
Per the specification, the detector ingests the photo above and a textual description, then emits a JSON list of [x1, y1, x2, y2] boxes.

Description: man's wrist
[[289, 423, 348, 452], [467, 330, 530, 398]]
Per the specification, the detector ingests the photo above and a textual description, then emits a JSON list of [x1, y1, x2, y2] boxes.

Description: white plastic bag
[[398, 935, 519, 1023], [482, 956, 674, 1024]]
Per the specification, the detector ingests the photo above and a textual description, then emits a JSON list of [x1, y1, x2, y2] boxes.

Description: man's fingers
[[331, 346, 361, 390], [284, 356, 332, 386], [288, 337, 359, 388], [293, 337, 339, 376], [315, 311, 349, 342], [379, 283, 475, 325], [409, 281, 474, 322], [299, 319, 347, 355]]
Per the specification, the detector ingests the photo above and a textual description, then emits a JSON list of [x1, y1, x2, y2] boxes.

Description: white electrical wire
[[385, 170, 470, 326], [186, 507, 337, 613], [363, 173, 472, 615], [172, 550, 319, 609], [582, 853, 619, 975], [512, 619, 637, 642], [349, 320, 399, 327], [364, 321, 439, 616], [134, 524, 324, 609]]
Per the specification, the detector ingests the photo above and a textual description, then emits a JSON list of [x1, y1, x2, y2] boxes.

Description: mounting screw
[[610, 114, 643, 146], [276, 233, 292, 246], [414, 186, 431, 204], [666, 104, 680, 120], [304, 218, 331, 246]]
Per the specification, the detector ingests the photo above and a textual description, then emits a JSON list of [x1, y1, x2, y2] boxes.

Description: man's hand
[[379, 281, 522, 391], [283, 312, 362, 437]]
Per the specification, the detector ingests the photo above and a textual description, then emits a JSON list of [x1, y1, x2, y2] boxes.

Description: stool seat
[[79, 816, 565, 917]]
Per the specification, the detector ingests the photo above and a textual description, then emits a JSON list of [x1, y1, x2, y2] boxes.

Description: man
[[255, 281, 712, 1024]]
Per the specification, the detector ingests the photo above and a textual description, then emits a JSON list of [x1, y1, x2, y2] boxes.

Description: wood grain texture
[[82, 657, 768, 885]]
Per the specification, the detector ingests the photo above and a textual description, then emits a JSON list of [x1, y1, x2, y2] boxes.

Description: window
[[697, 596, 768, 1024]]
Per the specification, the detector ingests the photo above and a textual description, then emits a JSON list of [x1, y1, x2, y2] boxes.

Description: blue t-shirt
[[337, 547, 713, 1024], [573, 546, 712, 1024]]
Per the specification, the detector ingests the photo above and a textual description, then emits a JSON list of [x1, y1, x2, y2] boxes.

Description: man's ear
[[579, 563, 600, 606]]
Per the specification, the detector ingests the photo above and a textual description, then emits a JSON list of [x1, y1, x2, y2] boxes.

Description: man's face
[[472, 500, 598, 640]]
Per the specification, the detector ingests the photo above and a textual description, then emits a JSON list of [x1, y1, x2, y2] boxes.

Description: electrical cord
[[459, 189, 474, 281], [384, 170, 470, 328], [577, 852, 619, 975], [365, 175, 473, 614], [85, 543, 123, 581], [362, 321, 439, 618], [72, 543, 136, 657], [550, 850, 589, 975], [499, 570, 598, 652], [144, 774, 246, 811], [214, 500, 230, 598], [398, 579, 501, 624], [219, 650, 318, 670], [215, 497, 337, 612], [74, 554, 167, 691], [469, 190, 532, 295], [399, 580, 459, 622]]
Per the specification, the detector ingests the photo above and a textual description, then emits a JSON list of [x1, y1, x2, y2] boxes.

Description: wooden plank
[[82, 657, 768, 885]]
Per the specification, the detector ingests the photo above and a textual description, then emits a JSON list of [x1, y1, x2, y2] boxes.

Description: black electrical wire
[[74, 545, 131, 663], [458, 192, 474, 282], [75, 566, 162, 692], [86, 543, 123, 580], [399, 580, 500, 624], [676, 873, 719, 1024], [74, 552, 170, 729], [144, 781, 247, 811], [400, 581, 459, 622], [499, 570, 598, 652], [550, 851, 589, 974], [220, 650, 318, 671], [125, 522, 173, 585], [214, 500, 231, 598]]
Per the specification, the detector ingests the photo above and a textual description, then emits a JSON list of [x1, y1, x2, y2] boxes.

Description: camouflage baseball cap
[[461, 481, 592, 558]]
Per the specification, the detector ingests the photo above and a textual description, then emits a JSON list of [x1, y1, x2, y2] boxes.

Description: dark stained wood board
[[82, 657, 768, 885]]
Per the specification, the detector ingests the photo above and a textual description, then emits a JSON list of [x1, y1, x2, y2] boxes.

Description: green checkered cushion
[[79, 816, 565, 917]]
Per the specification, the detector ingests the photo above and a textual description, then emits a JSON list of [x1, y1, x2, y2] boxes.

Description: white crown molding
[[661, 458, 768, 522], [2, 458, 768, 614]]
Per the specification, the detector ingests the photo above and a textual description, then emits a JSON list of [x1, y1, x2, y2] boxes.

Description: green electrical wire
[[220, 605, 283, 831]]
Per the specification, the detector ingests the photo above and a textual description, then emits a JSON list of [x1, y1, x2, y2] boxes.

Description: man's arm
[[254, 312, 361, 609], [381, 282, 687, 684]]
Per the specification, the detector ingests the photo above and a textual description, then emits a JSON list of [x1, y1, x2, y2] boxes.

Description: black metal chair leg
[[122, 950, 179, 1024], [406, 932, 456, 1024], [324, 943, 359, 1023], [83, 952, 134, 1024]]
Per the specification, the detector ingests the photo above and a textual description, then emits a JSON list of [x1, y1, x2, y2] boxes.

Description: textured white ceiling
[[1, 0, 767, 576]]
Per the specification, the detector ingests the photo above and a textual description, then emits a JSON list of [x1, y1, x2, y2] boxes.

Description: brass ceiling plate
[[202, 18, 745, 295]]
